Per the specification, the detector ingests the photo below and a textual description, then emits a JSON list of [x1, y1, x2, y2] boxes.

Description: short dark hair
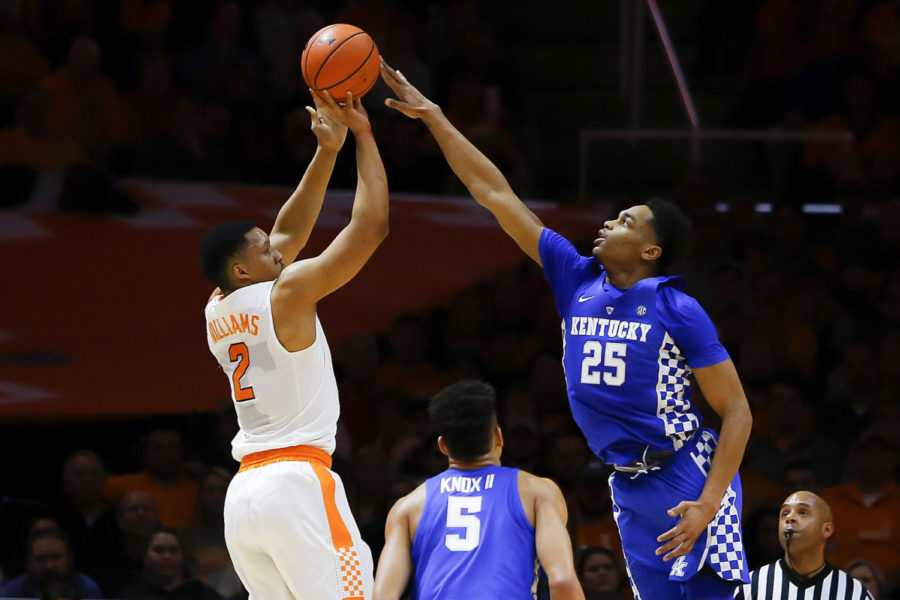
[[577, 546, 619, 579], [429, 380, 497, 461], [27, 527, 70, 555], [143, 525, 182, 556], [198, 220, 256, 290], [645, 197, 692, 274]]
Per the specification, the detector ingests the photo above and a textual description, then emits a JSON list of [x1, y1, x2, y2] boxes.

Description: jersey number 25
[[581, 341, 626, 385]]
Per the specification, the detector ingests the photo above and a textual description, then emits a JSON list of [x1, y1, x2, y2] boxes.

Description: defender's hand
[[312, 89, 371, 134], [307, 92, 347, 152], [380, 61, 439, 120], [655, 499, 718, 562]]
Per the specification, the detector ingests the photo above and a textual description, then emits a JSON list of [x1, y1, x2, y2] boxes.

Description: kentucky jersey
[[205, 280, 339, 460], [539, 228, 729, 466], [412, 466, 537, 600]]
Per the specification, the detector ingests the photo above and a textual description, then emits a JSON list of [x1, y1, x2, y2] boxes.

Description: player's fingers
[[305, 106, 322, 126], [663, 539, 694, 562], [667, 502, 689, 517], [313, 89, 340, 110], [656, 525, 680, 543], [380, 60, 399, 80], [384, 98, 418, 115], [656, 537, 683, 557]]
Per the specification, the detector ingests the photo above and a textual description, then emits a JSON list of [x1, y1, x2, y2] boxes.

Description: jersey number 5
[[445, 496, 482, 551], [228, 342, 255, 401], [581, 341, 627, 385]]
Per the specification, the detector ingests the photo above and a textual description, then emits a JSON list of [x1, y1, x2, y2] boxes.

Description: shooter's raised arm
[[269, 92, 348, 264]]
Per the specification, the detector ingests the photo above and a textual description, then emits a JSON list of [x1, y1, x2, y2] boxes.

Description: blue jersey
[[539, 228, 729, 466], [411, 466, 537, 600]]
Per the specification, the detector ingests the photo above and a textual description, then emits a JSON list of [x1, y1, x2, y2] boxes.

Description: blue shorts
[[609, 428, 749, 600]]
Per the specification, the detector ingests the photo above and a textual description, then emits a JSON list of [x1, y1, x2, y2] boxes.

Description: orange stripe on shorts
[[238, 445, 332, 472], [311, 463, 365, 600]]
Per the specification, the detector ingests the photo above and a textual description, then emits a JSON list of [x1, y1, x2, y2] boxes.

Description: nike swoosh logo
[[578, 295, 595, 303]]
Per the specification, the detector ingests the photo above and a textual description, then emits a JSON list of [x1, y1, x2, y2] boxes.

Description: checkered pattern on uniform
[[338, 546, 364, 599], [689, 430, 716, 477], [705, 486, 746, 582], [656, 333, 699, 450]]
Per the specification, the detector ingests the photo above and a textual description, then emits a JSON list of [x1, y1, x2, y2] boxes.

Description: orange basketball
[[301, 24, 380, 103]]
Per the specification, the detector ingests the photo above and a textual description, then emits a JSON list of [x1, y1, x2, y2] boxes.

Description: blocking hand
[[380, 61, 439, 120]]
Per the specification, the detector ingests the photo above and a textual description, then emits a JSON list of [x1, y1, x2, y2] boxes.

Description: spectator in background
[[571, 462, 621, 557], [53, 450, 118, 576], [104, 427, 198, 531], [742, 506, 784, 569], [0, 528, 103, 600], [858, 0, 900, 83], [91, 490, 160, 597], [0, 3, 49, 120], [181, 468, 241, 599], [334, 332, 384, 449], [744, 380, 844, 487], [120, 527, 222, 599], [42, 37, 129, 163], [375, 313, 449, 398], [802, 70, 900, 194], [844, 560, 887, 600], [822, 430, 900, 579], [780, 460, 824, 498], [0, 86, 85, 208], [823, 341, 884, 448], [577, 546, 626, 600], [540, 431, 589, 503]]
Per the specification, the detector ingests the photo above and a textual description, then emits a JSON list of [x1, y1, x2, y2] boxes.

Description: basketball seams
[[318, 40, 376, 93], [312, 31, 367, 90]]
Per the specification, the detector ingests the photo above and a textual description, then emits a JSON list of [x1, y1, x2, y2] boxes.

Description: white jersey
[[205, 280, 339, 460]]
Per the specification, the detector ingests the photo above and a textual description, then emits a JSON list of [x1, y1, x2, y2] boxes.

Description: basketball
[[301, 24, 380, 103]]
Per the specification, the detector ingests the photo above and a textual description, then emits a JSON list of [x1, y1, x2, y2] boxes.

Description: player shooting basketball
[[199, 89, 387, 600]]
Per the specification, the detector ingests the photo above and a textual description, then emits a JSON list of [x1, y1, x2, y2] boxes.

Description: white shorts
[[224, 446, 373, 600]]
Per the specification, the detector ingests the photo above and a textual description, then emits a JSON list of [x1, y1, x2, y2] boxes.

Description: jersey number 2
[[445, 496, 482, 551], [580, 341, 627, 385], [228, 342, 255, 401]]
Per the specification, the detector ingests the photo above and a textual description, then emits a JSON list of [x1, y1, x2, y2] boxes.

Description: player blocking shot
[[373, 381, 584, 600], [380, 62, 753, 600], [199, 90, 387, 600]]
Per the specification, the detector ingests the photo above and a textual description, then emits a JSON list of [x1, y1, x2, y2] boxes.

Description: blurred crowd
[[1, 0, 900, 599], [0, 0, 532, 212]]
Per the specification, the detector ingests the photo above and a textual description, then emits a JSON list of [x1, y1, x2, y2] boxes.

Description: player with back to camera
[[380, 63, 753, 600], [199, 89, 387, 600], [373, 380, 584, 600]]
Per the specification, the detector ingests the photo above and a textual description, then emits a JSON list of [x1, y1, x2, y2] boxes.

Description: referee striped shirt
[[734, 559, 874, 600]]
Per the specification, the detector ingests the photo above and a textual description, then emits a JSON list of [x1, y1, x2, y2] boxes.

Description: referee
[[734, 491, 874, 599]]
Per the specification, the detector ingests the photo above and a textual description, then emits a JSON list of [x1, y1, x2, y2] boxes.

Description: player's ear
[[822, 521, 834, 540], [494, 426, 503, 450], [436, 436, 450, 457], [642, 244, 662, 263], [231, 260, 249, 282]]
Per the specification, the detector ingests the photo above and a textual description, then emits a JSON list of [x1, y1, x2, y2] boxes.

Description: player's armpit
[[373, 495, 416, 600]]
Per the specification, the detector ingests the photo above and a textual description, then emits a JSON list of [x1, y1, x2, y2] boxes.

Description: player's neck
[[447, 454, 501, 471], [603, 264, 655, 290]]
